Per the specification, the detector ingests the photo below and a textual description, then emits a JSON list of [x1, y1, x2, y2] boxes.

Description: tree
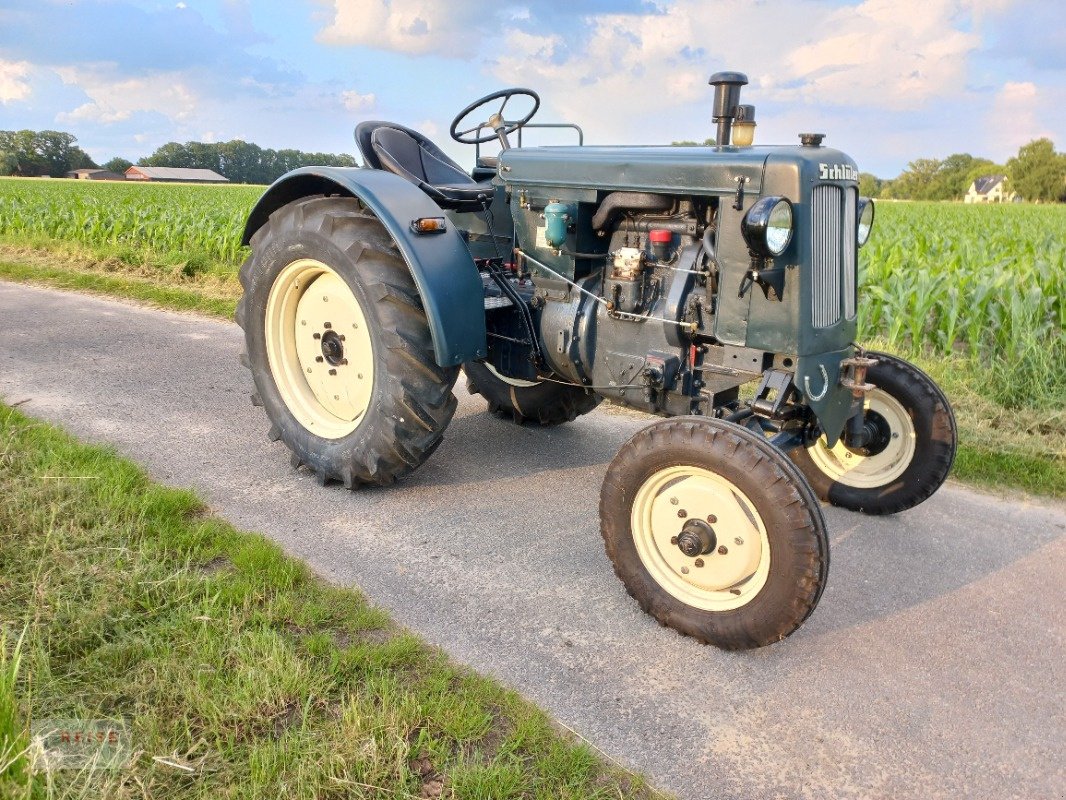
[[671, 138, 716, 146], [0, 129, 95, 176], [1008, 138, 1066, 202], [882, 158, 941, 200], [141, 139, 358, 183], [0, 150, 18, 176], [858, 172, 883, 198], [104, 157, 133, 174]]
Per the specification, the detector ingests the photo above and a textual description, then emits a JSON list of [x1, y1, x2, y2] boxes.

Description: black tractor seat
[[354, 121, 493, 212]]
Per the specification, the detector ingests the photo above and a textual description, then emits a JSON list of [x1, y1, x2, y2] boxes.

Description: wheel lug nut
[[670, 497, 679, 505], [328, 368, 337, 376], [341, 359, 349, 365], [707, 514, 717, 523], [734, 537, 744, 546], [315, 356, 323, 362], [680, 566, 690, 575], [677, 509, 687, 518], [670, 536, 678, 545], [313, 332, 321, 340], [694, 558, 704, 568], [324, 321, 332, 328], [717, 545, 728, 555]]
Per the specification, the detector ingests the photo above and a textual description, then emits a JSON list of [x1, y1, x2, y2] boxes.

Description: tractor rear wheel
[[600, 417, 829, 650], [236, 195, 459, 487], [464, 361, 600, 425], [790, 352, 956, 515]]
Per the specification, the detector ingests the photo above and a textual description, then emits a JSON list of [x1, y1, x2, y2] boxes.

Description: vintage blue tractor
[[237, 74, 957, 649]]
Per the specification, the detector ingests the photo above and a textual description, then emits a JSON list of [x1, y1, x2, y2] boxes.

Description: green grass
[[0, 177, 1061, 498], [0, 404, 663, 800]]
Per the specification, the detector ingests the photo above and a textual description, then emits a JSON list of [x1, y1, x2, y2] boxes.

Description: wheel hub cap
[[320, 329, 345, 366], [677, 519, 717, 557]]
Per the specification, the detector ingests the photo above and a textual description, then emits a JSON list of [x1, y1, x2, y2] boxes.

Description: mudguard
[[242, 167, 487, 367]]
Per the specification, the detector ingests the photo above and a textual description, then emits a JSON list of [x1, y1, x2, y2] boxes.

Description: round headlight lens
[[742, 196, 794, 257], [857, 198, 874, 247], [765, 200, 793, 255]]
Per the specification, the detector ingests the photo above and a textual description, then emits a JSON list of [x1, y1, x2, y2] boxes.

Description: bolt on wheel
[[631, 466, 770, 612], [601, 417, 829, 650], [264, 258, 374, 439]]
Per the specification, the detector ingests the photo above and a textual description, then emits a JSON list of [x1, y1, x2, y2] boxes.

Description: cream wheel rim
[[264, 258, 374, 439], [631, 466, 771, 612], [807, 388, 915, 488]]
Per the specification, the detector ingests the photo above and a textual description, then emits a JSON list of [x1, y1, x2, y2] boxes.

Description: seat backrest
[[370, 126, 476, 190], [371, 127, 429, 184], [354, 120, 404, 170]]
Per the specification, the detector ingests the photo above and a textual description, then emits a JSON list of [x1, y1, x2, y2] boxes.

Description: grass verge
[[0, 404, 662, 800], [0, 245, 1061, 500]]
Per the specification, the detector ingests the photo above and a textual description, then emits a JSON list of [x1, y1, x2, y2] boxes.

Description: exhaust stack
[[709, 71, 748, 146]]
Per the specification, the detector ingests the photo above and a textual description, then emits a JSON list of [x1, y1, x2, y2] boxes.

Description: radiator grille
[[811, 185, 841, 328], [811, 185, 858, 328], [843, 187, 857, 320]]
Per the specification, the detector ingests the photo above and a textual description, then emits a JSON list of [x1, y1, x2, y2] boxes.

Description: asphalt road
[[2, 281, 1064, 799]]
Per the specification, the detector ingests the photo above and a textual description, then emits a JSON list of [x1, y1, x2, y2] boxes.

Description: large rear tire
[[790, 352, 956, 515], [464, 361, 600, 425], [236, 195, 459, 487], [600, 417, 829, 650]]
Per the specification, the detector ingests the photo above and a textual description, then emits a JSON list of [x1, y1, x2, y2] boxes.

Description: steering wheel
[[450, 88, 540, 145]]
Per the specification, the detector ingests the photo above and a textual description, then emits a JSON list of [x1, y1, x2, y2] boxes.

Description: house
[[124, 166, 229, 183], [66, 168, 125, 181], [964, 175, 1015, 203]]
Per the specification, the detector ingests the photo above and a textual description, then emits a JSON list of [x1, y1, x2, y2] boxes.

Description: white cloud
[[316, 0, 484, 55], [985, 81, 1054, 154], [54, 64, 198, 125], [341, 90, 376, 111], [0, 60, 32, 104]]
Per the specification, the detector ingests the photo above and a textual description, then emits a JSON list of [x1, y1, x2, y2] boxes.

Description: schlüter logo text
[[818, 163, 858, 181]]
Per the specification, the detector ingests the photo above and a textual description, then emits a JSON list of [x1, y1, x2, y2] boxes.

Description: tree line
[[0, 130, 357, 184], [860, 138, 1066, 203]]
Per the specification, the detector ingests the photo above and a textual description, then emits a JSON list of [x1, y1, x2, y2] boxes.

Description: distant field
[[0, 177, 1062, 494], [0, 177, 261, 275]]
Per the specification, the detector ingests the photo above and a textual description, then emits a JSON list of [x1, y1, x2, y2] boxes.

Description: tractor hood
[[499, 145, 780, 195]]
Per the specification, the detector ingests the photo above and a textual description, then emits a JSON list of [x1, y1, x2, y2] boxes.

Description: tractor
[[236, 73, 957, 650]]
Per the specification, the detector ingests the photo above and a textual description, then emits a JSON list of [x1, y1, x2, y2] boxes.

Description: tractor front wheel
[[790, 352, 956, 515], [600, 417, 829, 650], [236, 195, 459, 487]]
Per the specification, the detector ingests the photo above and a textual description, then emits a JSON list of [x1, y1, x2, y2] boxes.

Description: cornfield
[[1, 178, 1063, 404], [0, 178, 260, 269]]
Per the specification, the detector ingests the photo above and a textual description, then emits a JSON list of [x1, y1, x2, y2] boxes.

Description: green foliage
[[860, 202, 1065, 408], [0, 129, 97, 177], [141, 139, 359, 184], [882, 153, 1004, 201], [858, 172, 883, 198], [670, 138, 716, 146], [1007, 138, 1066, 202], [103, 156, 133, 174], [0, 178, 261, 267], [0, 405, 662, 799]]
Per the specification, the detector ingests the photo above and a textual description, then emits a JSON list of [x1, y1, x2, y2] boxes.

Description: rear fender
[[243, 167, 487, 367]]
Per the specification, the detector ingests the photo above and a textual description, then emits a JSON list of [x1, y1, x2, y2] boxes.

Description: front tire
[[790, 352, 957, 515], [600, 418, 829, 650], [236, 195, 459, 487]]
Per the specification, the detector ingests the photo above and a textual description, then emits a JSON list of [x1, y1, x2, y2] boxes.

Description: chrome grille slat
[[843, 188, 857, 320], [811, 185, 841, 328]]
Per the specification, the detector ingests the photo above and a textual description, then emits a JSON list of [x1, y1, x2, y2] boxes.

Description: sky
[[0, 0, 1063, 178]]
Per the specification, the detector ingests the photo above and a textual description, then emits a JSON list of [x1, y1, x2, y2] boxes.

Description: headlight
[[742, 197, 794, 257], [857, 197, 874, 247]]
